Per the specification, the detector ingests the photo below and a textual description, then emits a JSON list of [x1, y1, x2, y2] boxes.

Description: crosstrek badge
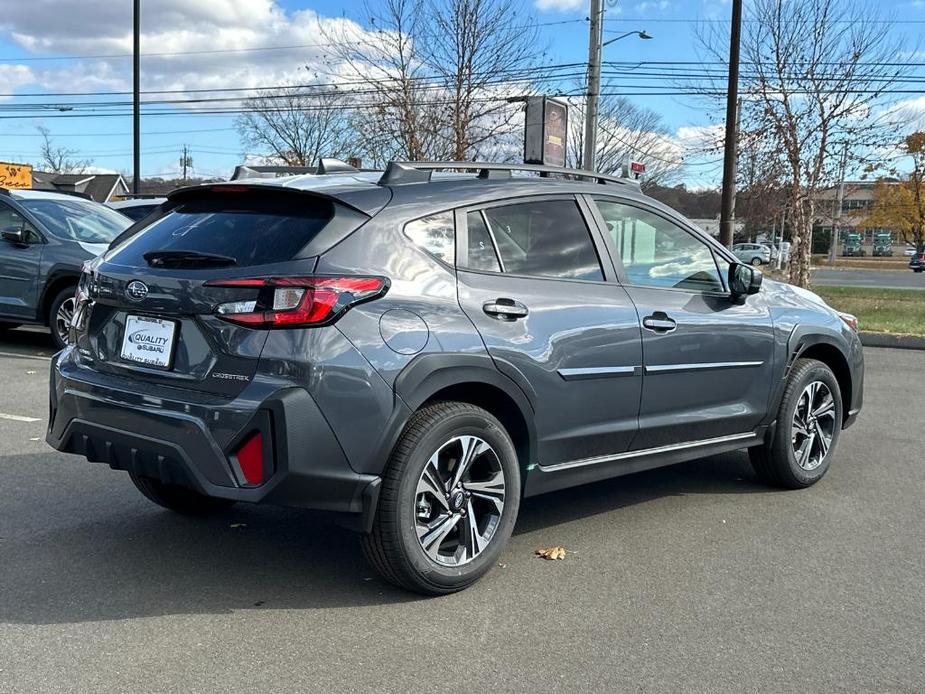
[[119, 315, 176, 368]]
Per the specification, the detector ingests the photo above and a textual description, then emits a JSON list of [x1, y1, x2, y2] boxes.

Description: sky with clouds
[[0, 0, 922, 185]]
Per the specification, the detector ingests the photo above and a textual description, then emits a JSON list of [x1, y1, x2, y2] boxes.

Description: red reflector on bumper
[[235, 432, 264, 486]]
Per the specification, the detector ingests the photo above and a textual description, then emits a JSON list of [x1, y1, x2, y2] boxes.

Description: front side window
[[477, 200, 603, 281], [0, 204, 41, 243], [404, 212, 455, 265], [594, 198, 724, 292]]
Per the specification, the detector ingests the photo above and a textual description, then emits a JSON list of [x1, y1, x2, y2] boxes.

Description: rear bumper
[[46, 349, 380, 521]]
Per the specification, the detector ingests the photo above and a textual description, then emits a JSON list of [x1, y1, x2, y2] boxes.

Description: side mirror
[[1, 224, 26, 245], [728, 262, 762, 299]]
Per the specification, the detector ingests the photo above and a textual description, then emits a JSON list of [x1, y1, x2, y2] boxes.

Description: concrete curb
[[860, 332, 925, 350]]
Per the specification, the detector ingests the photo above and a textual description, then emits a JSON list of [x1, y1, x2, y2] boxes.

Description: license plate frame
[[119, 315, 178, 369]]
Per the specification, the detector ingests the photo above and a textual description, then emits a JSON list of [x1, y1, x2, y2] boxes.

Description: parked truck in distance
[[872, 231, 893, 257], [841, 231, 865, 257]]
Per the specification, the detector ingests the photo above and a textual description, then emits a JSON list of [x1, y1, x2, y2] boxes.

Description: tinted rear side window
[[109, 194, 333, 267], [482, 200, 603, 281]]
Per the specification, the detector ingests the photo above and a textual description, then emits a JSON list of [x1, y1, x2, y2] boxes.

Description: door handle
[[483, 298, 529, 320], [642, 313, 677, 333]]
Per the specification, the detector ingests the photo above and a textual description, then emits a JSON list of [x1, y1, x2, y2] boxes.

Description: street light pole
[[719, 0, 742, 249], [582, 0, 603, 172], [583, 19, 653, 173], [133, 0, 140, 195]]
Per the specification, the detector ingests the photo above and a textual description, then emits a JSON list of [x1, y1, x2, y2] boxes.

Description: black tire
[[0, 321, 22, 330], [129, 472, 236, 515], [751, 257, 763, 266], [750, 358, 843, 489], [362, 401, 521, 595], [48, 286, 77, 350], [914, 268, 923, 273]]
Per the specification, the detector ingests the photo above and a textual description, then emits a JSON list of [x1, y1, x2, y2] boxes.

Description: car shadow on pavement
[[514, 450, 771, 535], [0, 450, 770, 625], [0, 326, 56, 356]]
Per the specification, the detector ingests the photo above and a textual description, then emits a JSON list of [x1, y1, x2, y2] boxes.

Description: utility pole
[[719, 0, 742, 249], [583, 0, 603, 172], [180, 145, 192, 183], [829, 142, 849, 266], [132, 0, 140, 195]]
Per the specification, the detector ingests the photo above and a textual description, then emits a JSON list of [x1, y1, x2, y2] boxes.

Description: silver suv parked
[[732, 242, 772, 266], [46, 161, 864, 594]]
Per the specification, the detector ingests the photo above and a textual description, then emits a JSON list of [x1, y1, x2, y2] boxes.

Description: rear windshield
[[108, 194, 334, 267]]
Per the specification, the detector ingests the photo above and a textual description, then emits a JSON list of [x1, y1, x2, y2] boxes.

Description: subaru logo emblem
[[125, 280, 148, 302]]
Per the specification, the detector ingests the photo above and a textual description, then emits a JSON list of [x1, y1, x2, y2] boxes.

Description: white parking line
[[0, 413, 42, 423]]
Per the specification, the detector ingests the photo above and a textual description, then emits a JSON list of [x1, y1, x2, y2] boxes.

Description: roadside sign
[[623, 160, 646, 179], [524, 97, 568, 167], [0, 162, 32, 189]]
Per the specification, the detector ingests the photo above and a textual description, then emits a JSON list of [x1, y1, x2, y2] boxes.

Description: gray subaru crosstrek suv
[[46, 161, 864, 594]]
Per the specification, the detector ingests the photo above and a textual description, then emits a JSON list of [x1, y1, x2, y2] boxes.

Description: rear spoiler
[[166, 182, 388, 218]]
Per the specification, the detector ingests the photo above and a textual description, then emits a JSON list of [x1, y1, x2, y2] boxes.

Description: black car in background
[[0, 188, 132, 348], [910, 252, 924, 272]]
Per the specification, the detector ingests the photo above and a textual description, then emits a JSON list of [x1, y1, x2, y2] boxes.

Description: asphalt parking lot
[[0, 330, 923, 693]]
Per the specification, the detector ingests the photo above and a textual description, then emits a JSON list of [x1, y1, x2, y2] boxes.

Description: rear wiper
[[143, 250, 237, 268]]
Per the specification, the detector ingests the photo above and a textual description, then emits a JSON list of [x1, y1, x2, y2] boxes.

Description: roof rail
[[232, 158, 360, 181], [377, 161, 641, 187]]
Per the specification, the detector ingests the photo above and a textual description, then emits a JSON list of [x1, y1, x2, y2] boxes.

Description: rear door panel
[[455, 196, 643, 466]]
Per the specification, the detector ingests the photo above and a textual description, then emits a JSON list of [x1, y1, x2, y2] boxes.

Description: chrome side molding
[[537, 432, 759, 472], [557, 366, 641, 380], [644, 361, 764, 374]]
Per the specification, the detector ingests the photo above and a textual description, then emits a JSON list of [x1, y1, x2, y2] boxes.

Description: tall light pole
[[583, 10, 652, 173], [719, 0, 742, 248], [133, 0, 140, 195]]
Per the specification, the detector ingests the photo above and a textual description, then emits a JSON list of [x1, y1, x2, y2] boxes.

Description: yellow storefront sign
[[0, 162, 32, 189]]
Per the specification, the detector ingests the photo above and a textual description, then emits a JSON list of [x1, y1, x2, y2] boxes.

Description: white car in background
[[732, 242, 772, 266], [106, 197, 167, 222], [905, 245, 917, 257]]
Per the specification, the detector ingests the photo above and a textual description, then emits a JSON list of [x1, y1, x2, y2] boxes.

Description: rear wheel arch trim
[[390, 354, 538, 475]]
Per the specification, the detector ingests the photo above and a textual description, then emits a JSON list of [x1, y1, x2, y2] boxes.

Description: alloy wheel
[[55, 297, 76, 346], [414, 435, 506, 567], [791, 381, 837, 471]]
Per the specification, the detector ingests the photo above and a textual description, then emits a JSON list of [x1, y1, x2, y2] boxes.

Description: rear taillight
[[205, 275, 388, 328]]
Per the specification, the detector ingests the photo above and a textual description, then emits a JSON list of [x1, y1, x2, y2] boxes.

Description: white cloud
[[534, 0, 585, 11], [0, 64, 35, 101], [676, 124, 724, 152], [635, 1, 671, 12], [0, 1, 381, 99]]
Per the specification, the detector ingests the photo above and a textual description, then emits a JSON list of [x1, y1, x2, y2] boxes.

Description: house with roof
[[30, 171, 130, 203]]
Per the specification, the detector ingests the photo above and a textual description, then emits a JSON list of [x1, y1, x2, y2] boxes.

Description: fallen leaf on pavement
[[26, 370, 36, 375], [535, 546, 568, 560]]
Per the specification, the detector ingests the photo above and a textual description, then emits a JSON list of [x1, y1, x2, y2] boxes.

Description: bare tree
[[567, 89, 682, 185], [36, 126, 93, 174], [326, 0, 540, 162], [699, 0, 909, 287], [235, 86, 351, 166], [324, 0, 446, 162], [424, 0, 541, 160]]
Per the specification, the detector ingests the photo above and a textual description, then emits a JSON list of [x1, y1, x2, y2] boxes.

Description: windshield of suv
[[20, 198, 131, 244]]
